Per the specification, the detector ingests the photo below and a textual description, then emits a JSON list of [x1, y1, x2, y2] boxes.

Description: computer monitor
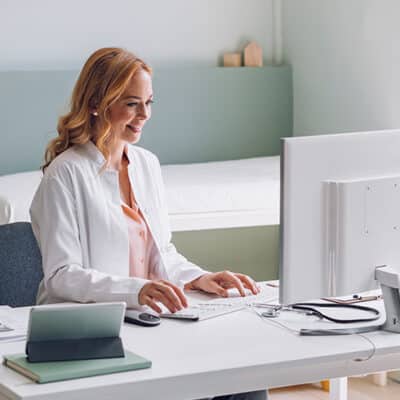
[[279, 130, 400, 317]]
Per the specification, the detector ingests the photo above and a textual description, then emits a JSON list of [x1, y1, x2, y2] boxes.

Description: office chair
[[0, 222, 43, 307]]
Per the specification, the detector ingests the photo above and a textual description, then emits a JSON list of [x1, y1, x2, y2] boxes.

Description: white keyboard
[[161, 303, 245, 321], [205, 289, 275, 307], [161, 287, 278, 321]]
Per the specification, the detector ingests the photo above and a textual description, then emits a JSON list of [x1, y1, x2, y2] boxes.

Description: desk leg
[[329, 377, 347, 400], [370, 371, 387, 386]]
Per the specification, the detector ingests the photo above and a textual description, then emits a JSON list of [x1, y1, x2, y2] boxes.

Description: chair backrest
[[0, 222, 43, 307]]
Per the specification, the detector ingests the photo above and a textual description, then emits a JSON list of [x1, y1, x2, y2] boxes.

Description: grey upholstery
[[0, 222, 43, 307]]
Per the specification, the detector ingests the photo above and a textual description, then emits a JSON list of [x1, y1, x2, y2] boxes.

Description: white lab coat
[[30, 141, 207, 308]]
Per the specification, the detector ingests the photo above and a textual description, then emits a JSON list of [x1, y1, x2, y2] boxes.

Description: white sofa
[[0, 156, 280, 232]]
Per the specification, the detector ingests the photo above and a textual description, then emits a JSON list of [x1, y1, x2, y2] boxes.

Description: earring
[[92, 111, 99, 116]]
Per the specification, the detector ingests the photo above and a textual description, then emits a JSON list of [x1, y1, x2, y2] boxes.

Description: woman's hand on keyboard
[[138, 280, 188, 313], [186, 271, 260, 297]]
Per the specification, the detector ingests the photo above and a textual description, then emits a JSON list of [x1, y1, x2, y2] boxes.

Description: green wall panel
[[172, 225, 280, 282], [0, 66, 292, 175]]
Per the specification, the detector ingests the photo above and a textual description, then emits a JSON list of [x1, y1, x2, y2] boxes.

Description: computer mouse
[[124, 309, 161, 327]]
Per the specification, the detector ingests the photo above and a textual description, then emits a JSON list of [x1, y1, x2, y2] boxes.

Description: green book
[[3, 350, 151, 383]]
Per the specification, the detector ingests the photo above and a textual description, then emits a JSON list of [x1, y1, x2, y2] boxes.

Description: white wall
[[282, 0, 400, 135], [0, 0, 273, 70]]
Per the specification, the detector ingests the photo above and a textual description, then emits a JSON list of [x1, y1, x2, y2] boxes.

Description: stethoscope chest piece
[[262, 308, 280, 318]]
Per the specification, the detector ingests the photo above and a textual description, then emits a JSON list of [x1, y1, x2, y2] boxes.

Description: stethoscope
[[260, 302, 381, 335]]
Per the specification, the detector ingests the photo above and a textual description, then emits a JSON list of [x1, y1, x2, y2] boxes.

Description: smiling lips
[[127, 125, 142, 133]]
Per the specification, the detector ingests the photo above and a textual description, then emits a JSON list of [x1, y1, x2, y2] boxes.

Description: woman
[[30, 48, 267, 399]]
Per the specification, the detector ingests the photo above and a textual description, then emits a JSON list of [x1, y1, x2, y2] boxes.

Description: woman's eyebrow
[[123, 94, 153, 100]]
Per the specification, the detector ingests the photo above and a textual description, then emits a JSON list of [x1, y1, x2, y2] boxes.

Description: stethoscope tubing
[[290, 302, 380, 324]]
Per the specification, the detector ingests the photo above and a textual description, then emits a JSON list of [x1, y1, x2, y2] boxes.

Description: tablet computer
[[26, 302, 126, 362]]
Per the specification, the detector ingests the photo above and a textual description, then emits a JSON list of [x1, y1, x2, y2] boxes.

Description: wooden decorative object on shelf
[[320, 380, 330, 391], [244, 41, 263, 67], [223, 53, 242, 67]]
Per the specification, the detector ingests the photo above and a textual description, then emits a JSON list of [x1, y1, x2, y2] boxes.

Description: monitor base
[[375, 265, 400, 333]]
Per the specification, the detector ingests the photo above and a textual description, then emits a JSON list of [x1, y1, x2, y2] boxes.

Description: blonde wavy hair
[[42, 47, 152, 171]]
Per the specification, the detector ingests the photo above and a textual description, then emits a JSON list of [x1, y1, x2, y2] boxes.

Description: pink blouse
[[119, 158, 154, 280]]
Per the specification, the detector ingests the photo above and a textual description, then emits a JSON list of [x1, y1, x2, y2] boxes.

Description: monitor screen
[[279, 129, 400, 305]]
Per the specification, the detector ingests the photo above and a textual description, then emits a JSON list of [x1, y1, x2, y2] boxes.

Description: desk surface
[[1, 284, 400, 400]]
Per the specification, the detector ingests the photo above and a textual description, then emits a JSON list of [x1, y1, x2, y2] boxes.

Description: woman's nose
[[137, 104, 150, 120]]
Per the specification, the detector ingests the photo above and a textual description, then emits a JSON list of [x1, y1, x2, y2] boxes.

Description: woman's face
[[108, 69, 153, 144]]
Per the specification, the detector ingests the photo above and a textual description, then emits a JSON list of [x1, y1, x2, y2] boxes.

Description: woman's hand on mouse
[[185, 271, 260, 297], [138, 280, 188, 313]]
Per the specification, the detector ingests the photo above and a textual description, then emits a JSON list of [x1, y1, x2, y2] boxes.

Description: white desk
[[1, 287, 400, 400]]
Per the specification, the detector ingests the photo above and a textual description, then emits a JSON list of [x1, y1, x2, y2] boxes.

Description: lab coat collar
[[125, 145, 136, 168], [82, 140, 106, 166], [81, 141, 136, 168]]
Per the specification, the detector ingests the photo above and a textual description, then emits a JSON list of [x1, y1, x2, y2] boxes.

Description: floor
[[269, 376, 400, 400]]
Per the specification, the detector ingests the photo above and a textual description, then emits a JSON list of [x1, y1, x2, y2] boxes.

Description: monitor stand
[[375, 265, 400, 333]]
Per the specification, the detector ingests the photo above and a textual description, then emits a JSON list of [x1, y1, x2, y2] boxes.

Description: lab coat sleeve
[[150, 156, 209, 287], [30, 174, 147, 308]]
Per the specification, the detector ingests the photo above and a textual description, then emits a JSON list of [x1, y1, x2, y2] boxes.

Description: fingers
[[235, 273, 260, 295], [211, 271, 260, 297], [206, 280, 229, 297], [137, 273, 259, 313], [154, 282, 186, 312], [138, 281, 188, 313], [143, 297, 162, 314], [161, 280, 188, 308], [198, 271, 245, 297], [219, 271, 246, 296]]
